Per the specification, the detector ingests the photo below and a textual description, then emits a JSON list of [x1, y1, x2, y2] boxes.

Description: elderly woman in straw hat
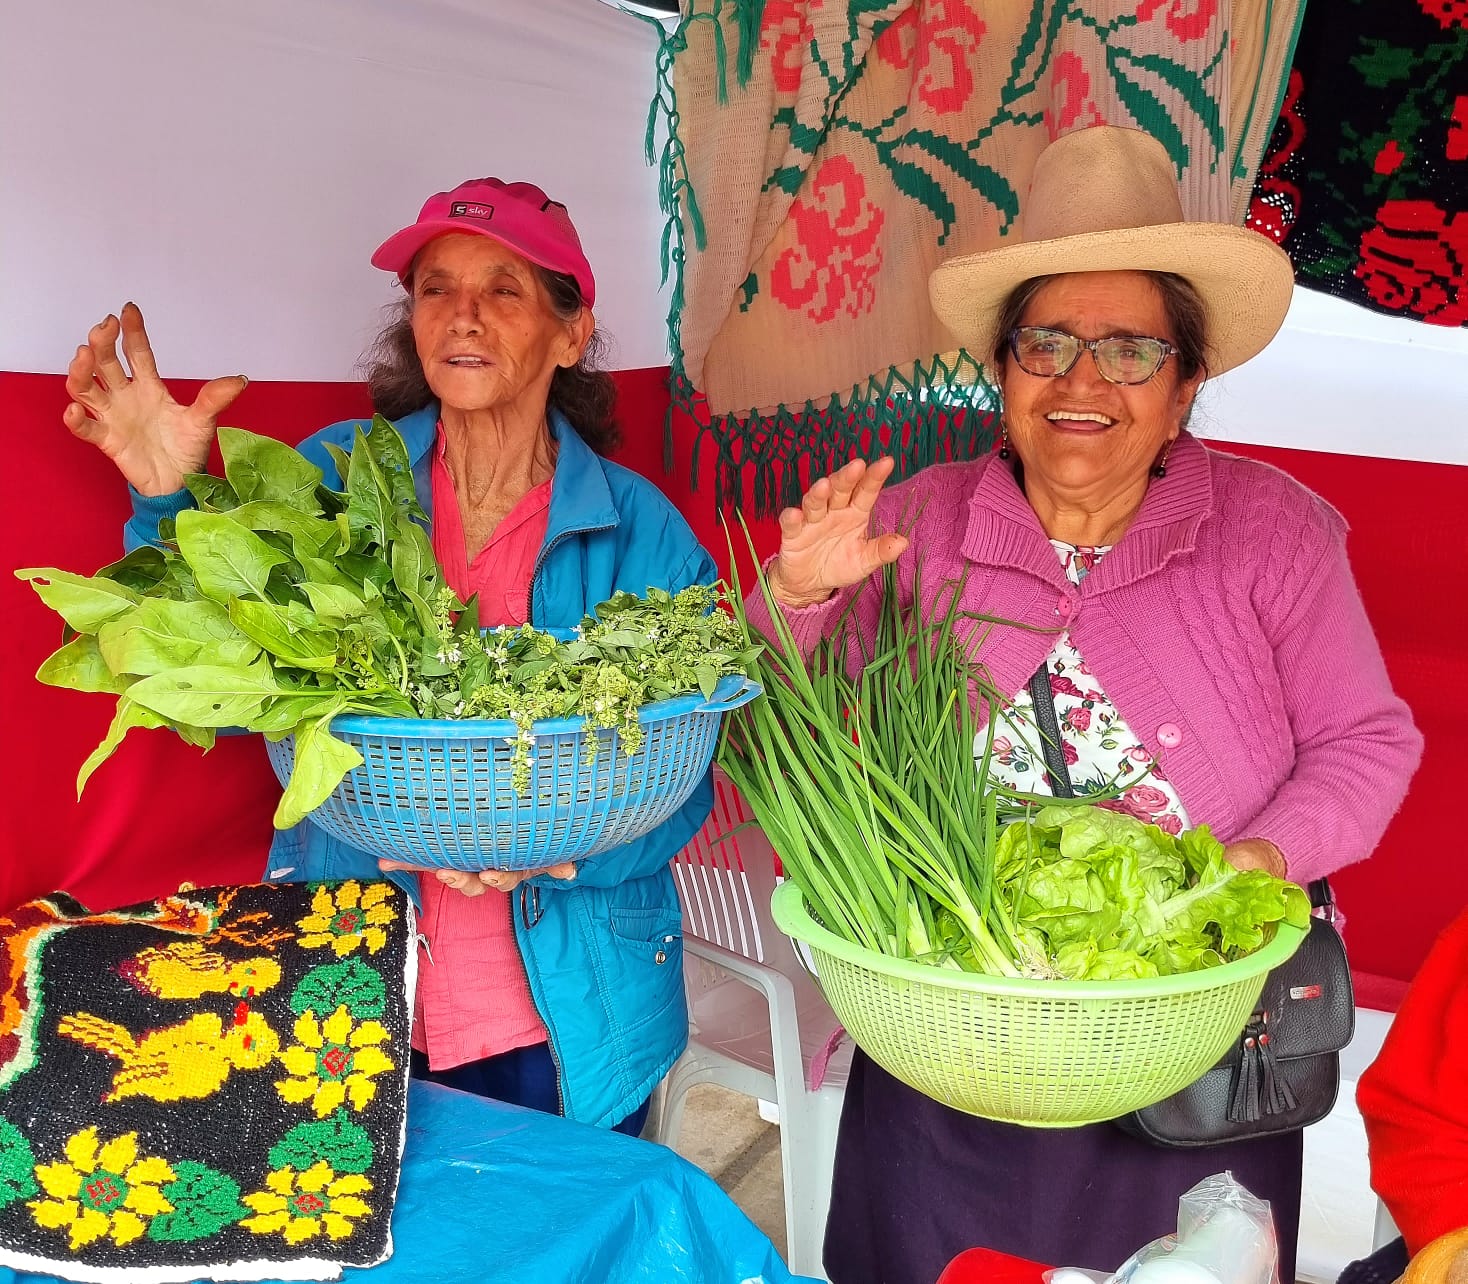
[[63, 177, 715, 1139], [754, 127, 1421, 1279]]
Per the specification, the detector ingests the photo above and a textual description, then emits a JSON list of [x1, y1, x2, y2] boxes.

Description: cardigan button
[[1157, 723, 1184, 749], [1055, 596, 1072, 618]]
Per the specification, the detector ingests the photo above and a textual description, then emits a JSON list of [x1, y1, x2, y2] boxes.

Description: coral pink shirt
[[413, 428, 552, 1068]]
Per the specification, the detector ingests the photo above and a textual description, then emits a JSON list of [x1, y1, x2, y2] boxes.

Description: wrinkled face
[[1000, 271, 1200, 498], [409, 233, 589, 416]]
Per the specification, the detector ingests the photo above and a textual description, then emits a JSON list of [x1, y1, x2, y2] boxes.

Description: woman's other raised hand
[[767, 456, 909, 607], [63, 302, 249, 497]]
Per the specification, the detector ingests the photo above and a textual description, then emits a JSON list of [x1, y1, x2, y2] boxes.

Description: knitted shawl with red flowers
[[654, 0, 1302, 514]]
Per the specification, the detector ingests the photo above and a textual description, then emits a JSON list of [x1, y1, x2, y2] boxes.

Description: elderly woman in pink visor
[[63, 178, 716, 1136]]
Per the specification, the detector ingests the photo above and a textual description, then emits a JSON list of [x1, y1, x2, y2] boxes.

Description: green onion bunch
[[719, 549, 1053, 978]]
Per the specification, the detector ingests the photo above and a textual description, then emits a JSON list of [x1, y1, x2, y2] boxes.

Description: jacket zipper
[[515, 515, 615, 1120], [512, 883, 565, 1117], [524, 522, 615, 623]]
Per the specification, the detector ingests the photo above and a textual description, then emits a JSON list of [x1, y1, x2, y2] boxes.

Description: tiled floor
[[672, 1084, 788, 1260]]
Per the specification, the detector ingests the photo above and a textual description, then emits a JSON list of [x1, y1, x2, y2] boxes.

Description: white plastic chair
[[648, 768, 851, 1282]]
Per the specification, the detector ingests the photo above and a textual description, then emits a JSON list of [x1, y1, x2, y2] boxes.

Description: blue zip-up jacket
[[127, 403, 715, 1128]]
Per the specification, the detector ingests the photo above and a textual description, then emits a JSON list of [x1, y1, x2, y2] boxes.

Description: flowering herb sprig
[[415, 585, 752, 790]]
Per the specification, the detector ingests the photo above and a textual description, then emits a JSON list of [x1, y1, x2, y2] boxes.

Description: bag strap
[[1307, 877, 1336, 922], [1026, 661, 1075, 798]]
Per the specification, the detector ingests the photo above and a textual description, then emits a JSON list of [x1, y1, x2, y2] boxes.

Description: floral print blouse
[[983, 541, 1191, 835]]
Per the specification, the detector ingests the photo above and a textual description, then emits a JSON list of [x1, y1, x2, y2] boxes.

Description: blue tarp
[[0, 1080, 817, 1283]]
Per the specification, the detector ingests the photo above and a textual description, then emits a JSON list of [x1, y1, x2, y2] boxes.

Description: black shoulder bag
[[1025, 663, 1355, 1145]]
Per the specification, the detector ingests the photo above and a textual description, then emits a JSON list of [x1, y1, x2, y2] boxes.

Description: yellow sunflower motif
[[240, 1161, 372, 1244], [28, 1127, 176, 1251], [295, 881, 395, 956], [276, 1004, 394, 1117]]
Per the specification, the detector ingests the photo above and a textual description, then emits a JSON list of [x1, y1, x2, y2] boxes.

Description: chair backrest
[[674, 768, 849, 1082], [673, 768, 777, 964]]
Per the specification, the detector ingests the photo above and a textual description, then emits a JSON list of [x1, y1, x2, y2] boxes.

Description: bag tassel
[[1258, 1014, 1297, 1115], [1228, 1019, 1264, 1123]]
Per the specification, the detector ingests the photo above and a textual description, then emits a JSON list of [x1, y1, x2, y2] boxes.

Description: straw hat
[[928, 126, 1295, 376]]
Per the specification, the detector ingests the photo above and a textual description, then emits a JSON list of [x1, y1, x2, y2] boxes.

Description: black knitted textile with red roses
[[1246, 0, 1468, 326]]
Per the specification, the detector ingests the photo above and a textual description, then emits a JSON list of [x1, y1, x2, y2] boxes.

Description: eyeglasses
[[1006, 326, 1176, 386]]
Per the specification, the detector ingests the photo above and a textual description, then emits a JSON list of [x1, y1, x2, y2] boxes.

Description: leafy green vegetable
[[15, 567, 140, 633], [19, 416, 751, 824], [720, 538, 1048, 977], [992, 804, 1310, 978]]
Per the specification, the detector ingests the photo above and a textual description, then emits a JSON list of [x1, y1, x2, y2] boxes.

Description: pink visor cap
[[370, 177, 596, 307]]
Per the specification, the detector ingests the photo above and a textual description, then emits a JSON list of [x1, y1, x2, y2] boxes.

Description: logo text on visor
[[449, 201, 494, 221]]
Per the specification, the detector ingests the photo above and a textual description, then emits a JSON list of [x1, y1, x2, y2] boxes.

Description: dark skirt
[[823, 1049, 1303, 1284]]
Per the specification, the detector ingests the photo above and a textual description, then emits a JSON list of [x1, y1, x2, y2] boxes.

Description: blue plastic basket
[[264, 674, 761, 872]]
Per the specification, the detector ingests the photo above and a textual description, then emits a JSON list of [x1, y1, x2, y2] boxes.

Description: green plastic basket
[[771, 881, 1308, 1127]]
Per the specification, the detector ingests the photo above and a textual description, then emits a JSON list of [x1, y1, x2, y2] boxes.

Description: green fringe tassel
[[676, 351, 1002, 518]]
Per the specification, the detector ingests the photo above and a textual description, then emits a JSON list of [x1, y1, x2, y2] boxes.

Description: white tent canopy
[[2, 0, 671, 381], [6, 0, 1467, 469]]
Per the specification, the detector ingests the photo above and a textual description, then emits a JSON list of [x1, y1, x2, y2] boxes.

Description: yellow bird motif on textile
[[116, 940, 282, 1001], [57, 1008, 280, 1103]]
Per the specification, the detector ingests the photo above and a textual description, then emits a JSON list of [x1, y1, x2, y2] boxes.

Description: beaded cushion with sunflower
[[0, 880, 415, 1283]]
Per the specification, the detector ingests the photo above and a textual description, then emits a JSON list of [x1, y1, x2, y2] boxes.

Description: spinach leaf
[[301, 581, 371, 623], [252, 693, 365, 735], [274, 701, 363, 828], [127, 658, 296, 727], [16, 567, 139, 633], [363, 415, 421, 517], [174, 510, 289, 603], [227, 599, 340, 672], [95, 546, 168, 593], [321, 442, 354, 489], [390, 514, 441, 602], [184, 472, 240, 513], [344, 430, 394, 550], [37, 634, 131, 694], [222, 502, 340, 559], [218, 426, 323, 507], [98, 598, 260, 676], [76, 696, 169, 792]]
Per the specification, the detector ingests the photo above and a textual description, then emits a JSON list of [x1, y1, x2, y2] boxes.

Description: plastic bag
[[1043, 1172, 1278, 1284]]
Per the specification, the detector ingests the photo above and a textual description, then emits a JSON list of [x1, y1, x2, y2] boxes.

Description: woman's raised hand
[[63, 302, 249, 497], [768, 456, 910, 607]]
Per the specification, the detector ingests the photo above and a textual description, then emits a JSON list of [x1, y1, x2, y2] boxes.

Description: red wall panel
[[6, 372, 1462, 1000]]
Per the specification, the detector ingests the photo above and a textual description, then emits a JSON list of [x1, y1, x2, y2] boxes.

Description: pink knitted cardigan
[[748, 432, 1422, 886]]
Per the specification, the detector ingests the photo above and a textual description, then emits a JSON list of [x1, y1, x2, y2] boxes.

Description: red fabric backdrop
[[6, 370, 1460, 1002]]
